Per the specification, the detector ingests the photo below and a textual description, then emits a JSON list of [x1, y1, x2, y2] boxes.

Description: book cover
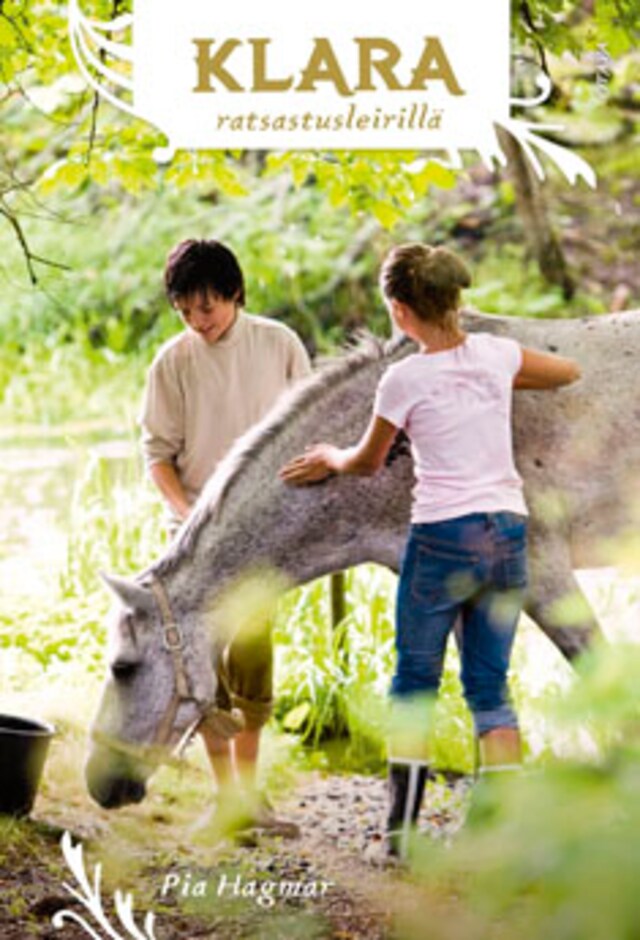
[[1, 1, 638, 938]]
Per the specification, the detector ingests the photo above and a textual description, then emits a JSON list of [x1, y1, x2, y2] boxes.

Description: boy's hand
[[279, 444, 341, 484]]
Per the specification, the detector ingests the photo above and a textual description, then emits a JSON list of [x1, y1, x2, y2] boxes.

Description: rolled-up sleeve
[[139, 355, 185, 470]]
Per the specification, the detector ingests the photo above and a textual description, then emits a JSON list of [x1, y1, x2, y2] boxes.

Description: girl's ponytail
[[380, 243, 471, 327]]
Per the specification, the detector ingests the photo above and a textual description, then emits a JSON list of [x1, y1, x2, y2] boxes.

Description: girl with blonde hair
[[281, 243, 580, 857]]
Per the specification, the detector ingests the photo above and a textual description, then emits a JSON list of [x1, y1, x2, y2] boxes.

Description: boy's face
[[173, 289, 238, 345]]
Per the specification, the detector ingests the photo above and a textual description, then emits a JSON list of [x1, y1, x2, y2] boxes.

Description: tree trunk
[[497, 125, 575, 300], [330, 571, 349, 670], [330, 571, 347, 628]]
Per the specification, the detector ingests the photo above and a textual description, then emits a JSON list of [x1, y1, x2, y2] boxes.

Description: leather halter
[[145, 574, 245, 751], [147, 574, 201, 748]]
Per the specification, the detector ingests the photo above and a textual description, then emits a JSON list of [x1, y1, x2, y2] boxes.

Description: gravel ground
[[283, 771, 472, 864], [0, 771, 473, 939]]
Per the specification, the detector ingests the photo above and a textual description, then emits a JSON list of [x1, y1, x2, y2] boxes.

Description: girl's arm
[[279, 415, 398, 485], [514, 347, 581, 390]]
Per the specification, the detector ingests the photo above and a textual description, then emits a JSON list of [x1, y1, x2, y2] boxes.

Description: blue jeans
[[391, 512, 528, 736]]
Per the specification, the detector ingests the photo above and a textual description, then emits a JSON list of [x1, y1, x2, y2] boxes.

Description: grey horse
[[86, 309, 640, 808]]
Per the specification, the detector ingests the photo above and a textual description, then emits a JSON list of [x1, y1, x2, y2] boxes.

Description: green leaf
[[282, 702, 311, 732], [370, 200, 403, 229], [38, 160, 88, 194], [0, 17, 18, 49]]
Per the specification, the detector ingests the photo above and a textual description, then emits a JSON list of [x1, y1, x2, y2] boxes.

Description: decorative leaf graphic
[[67, 0, 135, 116], [51, 911, 105, 940], [472, 78, 597, 188], [51, 832, 158, 939], [496, 69, 596, 186], [495, 118, 597, 188], [115, 890, 158, 940]]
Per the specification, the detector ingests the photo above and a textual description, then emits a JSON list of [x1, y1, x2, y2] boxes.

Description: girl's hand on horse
[[280, 417, 398, 485], [280, 444, 342, 484]]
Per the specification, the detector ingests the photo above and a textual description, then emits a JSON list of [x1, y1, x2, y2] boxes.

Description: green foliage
[[514, 0, 583, 57], [274, 579, 350, 744], [402, 643, 640, 940], [591, 0, 640, 55], [0, 340, 145, 427], [512, 0, 639, 57], [274, 568, 487, 775], [1, 434, 165, 683], [266, 152, 455, 228], [59, 440, 166, 598], [465, 244, 605, 318], [0, 594, 105, 674], [2, 0, 636, 282]]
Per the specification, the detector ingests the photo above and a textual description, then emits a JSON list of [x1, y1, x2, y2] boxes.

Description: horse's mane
[[151, 332, 408, 577]]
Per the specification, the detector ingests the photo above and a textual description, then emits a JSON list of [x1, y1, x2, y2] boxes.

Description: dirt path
[[0, 771, 470, 939]]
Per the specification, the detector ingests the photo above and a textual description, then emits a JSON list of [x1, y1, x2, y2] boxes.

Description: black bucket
[[0, 714, 55, 817]]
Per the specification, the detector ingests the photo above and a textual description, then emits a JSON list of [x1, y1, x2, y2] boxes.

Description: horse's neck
[[161, 481, 406, 619], [153, 337, 415, 611]]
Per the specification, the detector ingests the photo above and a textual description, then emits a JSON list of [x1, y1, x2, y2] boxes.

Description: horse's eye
[[111, 660, 139, 680]]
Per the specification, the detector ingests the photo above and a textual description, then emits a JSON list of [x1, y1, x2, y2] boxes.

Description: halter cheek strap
[[148, 576, 190, 699], [145, 575, 245, 751], [147, 575, 198, 747]]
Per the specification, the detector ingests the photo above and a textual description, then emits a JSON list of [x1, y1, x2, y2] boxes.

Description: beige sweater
[[140, 312, 311, 505]]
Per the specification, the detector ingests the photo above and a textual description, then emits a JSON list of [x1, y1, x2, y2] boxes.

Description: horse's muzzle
[[85, 746, 147, 808]]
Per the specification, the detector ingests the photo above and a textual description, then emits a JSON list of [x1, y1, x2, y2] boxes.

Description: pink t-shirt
[[374, 333, 527, 523]]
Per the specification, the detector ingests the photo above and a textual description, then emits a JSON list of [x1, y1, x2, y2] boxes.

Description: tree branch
[[83, 0, 126, 165], [85, 92, 100, 167], [0, 203, 71, 285], [520, 1, 551, 78]]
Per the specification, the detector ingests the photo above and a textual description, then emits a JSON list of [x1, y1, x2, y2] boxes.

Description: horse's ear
[[100, 573, 155, 614]]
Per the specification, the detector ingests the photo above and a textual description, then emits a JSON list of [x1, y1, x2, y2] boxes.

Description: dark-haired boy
[[140, 239, 311, 835]]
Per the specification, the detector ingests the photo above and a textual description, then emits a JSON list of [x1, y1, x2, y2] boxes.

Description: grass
[[0, 337, 151, 429]]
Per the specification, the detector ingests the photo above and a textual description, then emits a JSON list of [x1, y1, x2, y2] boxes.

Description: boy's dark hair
[[164, 239, 246, 306]]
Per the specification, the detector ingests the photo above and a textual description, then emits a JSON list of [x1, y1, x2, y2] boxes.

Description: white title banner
[[70, 0, 510, 151], [68, 0, 596, 185]]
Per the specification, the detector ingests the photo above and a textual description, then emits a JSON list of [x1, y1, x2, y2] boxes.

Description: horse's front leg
[[525, 534, 605, 663]]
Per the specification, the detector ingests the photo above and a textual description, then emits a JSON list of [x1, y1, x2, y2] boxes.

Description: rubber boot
[[468, 730, 522, 827], [386, 760, 429, 860]]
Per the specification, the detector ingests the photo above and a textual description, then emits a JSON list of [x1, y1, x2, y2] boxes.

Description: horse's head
[[85, 573, 214, 808]]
